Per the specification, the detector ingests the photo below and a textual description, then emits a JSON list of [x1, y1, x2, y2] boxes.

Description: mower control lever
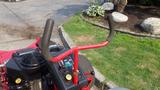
[[40, 14, 115, 85], [41, 19, 54, 61], [41, 14, 115, 61]]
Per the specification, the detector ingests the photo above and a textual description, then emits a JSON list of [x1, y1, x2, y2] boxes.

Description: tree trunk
[[113, 0, 128, 12]]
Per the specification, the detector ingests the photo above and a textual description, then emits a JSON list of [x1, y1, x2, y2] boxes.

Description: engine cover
[[5, 44, 94, 90], [6, 48, 48, 90]]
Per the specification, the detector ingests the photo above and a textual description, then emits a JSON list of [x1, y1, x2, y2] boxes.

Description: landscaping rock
[[141, 17, 160, 34], [111, 12, 128, 23], [102, 2, 114, 11]]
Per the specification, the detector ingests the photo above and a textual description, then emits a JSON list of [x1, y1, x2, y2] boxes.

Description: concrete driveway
[[0, 0, 89, 28], [0, 0, 89, 49]]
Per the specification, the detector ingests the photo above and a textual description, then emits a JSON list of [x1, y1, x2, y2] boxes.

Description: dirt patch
[[113, 47, 126, 56], [74, 35, 95, 42], [0, 25, 42, 38], [114, 47, 126, 53], [0, 24, 42, 43]]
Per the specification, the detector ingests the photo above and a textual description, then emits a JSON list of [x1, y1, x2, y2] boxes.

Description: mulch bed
[[83, 5, 160, 36]]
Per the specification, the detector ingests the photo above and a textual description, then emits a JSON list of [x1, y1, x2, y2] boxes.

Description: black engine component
[[48, 56, 88, 90], [6, 48, 48, 90], [5, 43, 93, 90]]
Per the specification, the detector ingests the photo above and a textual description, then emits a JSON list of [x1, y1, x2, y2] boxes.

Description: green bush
[[86, 5, 105, 17]]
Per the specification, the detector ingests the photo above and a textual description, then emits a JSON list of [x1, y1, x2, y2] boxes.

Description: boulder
[[111, 12, 128, 23], [141, 17, 160, 34], [102, 2, 114, 11]]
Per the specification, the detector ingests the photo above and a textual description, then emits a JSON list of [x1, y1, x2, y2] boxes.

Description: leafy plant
[[86, 5, 97, 17], [96, 6, 105, 16], [86, 5, 105, 17]]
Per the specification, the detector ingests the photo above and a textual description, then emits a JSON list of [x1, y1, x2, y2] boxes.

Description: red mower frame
[[0, 15, 114, 90]]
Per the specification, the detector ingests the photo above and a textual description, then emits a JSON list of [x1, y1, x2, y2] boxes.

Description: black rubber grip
[[41, 18, 54, 60], [106, 14, 115, 42]]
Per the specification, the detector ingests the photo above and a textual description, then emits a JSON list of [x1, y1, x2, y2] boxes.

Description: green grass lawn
[[63, 15, 160, 90]]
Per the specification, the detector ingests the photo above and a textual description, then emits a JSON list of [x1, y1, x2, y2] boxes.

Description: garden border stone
[[80, 14, 160, 39], [58, 25, 119, 90]]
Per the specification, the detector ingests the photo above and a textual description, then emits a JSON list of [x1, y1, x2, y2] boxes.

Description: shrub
[[86, 5, 105, 17]]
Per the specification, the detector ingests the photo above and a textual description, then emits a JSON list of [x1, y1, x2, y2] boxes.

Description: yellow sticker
[[65, 74, 72, 81], [15, 78, 22, 84]]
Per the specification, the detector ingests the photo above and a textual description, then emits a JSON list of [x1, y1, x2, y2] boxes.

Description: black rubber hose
[[106, 14, 115, 42], [41, 18, 54, 60]]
